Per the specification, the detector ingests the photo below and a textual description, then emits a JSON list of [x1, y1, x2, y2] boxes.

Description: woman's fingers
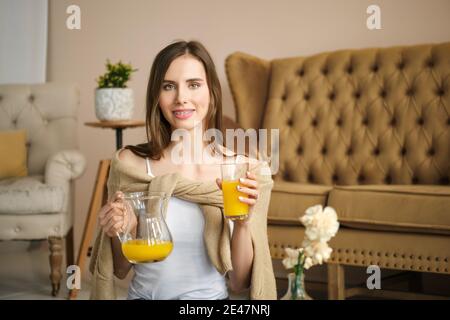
[[238, 196, 257, 206], [216, 178, 222, 190], [237, 185, 258, 198], [239, 176, 258, 189]]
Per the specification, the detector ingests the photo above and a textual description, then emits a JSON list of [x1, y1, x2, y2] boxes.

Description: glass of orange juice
[[221, 161, 249, 220]]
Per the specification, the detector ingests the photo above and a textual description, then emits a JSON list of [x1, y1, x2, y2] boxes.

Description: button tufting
[[304, 93, 310, 100], [311, 118, 318, 127], [26, 142, 31, 148], [298, 69, 305, 77], [281, 94, 287, 101], [397, 61, 405, 70], [401, 147, 407, 156], [362, 118, 369, 126], [346, 148, 353, 156], [412, 176, 419, 184], [371, 64, 379, 72], [354, 91, 361, 99], [427, 59, 435, 68], [287, 118, 293, 126], [328, 92, 335, 100], [321, 147, 327, 155], [427, 148, 435, 156], [436, 87, 445, 96], [336, 118, 343, 126], [380, 89, 387, 98], [283, 171, 290, 181], [390, 118, 397, 127], [332, 174, 338, 182], [358, 174, 365, 183], [296, 145, 303, 155], [406, 88, 415, 96], [373, 148, 380, 156], [322, 67, 329, 75], [347, 66, 353, 74], [440, 176, 450, 185], [307, 173, 314, 183], [29, 95, 35, 102], [417, 117, 424, 125]]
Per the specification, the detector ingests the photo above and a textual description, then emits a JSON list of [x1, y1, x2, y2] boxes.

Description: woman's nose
[[175, 86, 189, 104]]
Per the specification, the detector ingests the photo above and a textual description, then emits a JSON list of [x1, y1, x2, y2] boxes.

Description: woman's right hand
[[98, 191, 137, 238]]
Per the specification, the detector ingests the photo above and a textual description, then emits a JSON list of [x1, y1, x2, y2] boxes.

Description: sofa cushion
[[0, 130, 28, 179], [328, 185, 450, 235], [268, 180, 332, 225], [0, 175, 64, 215]]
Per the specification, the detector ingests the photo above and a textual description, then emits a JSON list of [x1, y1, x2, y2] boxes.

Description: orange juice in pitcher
[[121, 240, 173, 263]]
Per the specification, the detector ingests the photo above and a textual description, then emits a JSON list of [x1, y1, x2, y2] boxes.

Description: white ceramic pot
[[95, 88, 134, 121]]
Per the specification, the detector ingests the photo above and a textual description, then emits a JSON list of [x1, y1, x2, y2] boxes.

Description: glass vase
[[281, 272, 312, 300]]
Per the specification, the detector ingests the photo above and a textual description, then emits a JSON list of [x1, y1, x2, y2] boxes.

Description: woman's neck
[[166, 125, 220, 165]]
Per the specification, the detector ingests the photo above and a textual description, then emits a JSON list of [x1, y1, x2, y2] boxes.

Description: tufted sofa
[[0, 83, 86, 296], [226, 42, 450, 299]]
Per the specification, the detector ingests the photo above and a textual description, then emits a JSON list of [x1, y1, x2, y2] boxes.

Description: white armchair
[[0, 83, 86, 296]]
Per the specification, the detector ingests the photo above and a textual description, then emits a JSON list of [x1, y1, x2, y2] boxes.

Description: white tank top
[[127, 158, 229, 300]]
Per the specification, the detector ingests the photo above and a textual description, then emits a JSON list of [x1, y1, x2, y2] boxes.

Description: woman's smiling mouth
[[173, 109, 195, 119]]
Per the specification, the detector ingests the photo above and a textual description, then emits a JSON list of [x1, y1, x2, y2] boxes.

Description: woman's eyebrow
[[162, 78, 204, 83]]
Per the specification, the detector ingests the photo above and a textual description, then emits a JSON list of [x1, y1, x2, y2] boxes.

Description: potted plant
[[95, 60, 138, 121]]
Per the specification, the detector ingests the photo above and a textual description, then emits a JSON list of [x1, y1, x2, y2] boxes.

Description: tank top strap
[[145, 157, 154, 177]]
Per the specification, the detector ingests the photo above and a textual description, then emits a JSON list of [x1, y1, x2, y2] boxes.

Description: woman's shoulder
[[112, 148, 147, 173]]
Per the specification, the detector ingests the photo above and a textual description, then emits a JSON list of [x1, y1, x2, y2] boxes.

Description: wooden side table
[[69, 120, 145, 299]]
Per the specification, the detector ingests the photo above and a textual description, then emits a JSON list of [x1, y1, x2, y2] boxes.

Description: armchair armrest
[[45, 149, 86, 187]]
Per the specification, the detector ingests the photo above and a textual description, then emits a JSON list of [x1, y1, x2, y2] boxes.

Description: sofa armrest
[[45, 149, 86, 187], [225, 52, 270, 130]]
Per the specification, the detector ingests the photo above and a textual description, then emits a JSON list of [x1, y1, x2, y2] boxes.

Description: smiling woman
[[90, 40, 277, 301], [158, 56, 210, 129]]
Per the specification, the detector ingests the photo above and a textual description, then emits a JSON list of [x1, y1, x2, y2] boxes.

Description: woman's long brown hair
[[125, 40, 223, 159]]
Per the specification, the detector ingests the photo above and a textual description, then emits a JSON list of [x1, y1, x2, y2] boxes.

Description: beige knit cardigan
[[89, 151, 277, 300]]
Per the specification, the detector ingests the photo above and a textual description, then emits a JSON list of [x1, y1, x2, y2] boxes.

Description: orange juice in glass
[[221, 162, 249, 220]]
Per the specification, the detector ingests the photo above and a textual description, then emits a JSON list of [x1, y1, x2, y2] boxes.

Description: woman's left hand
[[216, 171, 259, 221]]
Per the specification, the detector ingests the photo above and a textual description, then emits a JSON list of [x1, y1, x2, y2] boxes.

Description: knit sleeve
[[248, 161, 277, 299]]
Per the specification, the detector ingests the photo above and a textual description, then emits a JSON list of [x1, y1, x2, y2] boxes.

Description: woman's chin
[[170, 118, 204, 131]]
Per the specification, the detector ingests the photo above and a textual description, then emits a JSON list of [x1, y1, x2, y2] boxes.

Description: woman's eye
[[163, 84, 175, 90], [189, 82, 201, 89]]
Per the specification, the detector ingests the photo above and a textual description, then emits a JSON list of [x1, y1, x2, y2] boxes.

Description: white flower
[[281, 205, 339, 273], [303, 257, 313, 270], [302, 239, 333, 266], [282, 247, 303, 269], [300, 205, 339, 242], [300, 205, 323, 226]]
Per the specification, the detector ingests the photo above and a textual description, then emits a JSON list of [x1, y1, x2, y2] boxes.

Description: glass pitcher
[[118, 191, 173, 264]]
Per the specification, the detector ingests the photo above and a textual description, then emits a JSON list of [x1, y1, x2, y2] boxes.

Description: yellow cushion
[[0, 130, 28, 179]]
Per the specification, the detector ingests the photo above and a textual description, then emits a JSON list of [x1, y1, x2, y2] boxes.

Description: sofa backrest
[[0, 83, 79, 175], [226, 43, 450, 186]]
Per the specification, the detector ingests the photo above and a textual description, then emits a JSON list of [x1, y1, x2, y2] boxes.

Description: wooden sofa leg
[[48, 236, 63, 296], [328, 263, 346, 300]]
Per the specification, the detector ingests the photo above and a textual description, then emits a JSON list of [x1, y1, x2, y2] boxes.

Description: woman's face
[[158, 54, 210, 131]]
